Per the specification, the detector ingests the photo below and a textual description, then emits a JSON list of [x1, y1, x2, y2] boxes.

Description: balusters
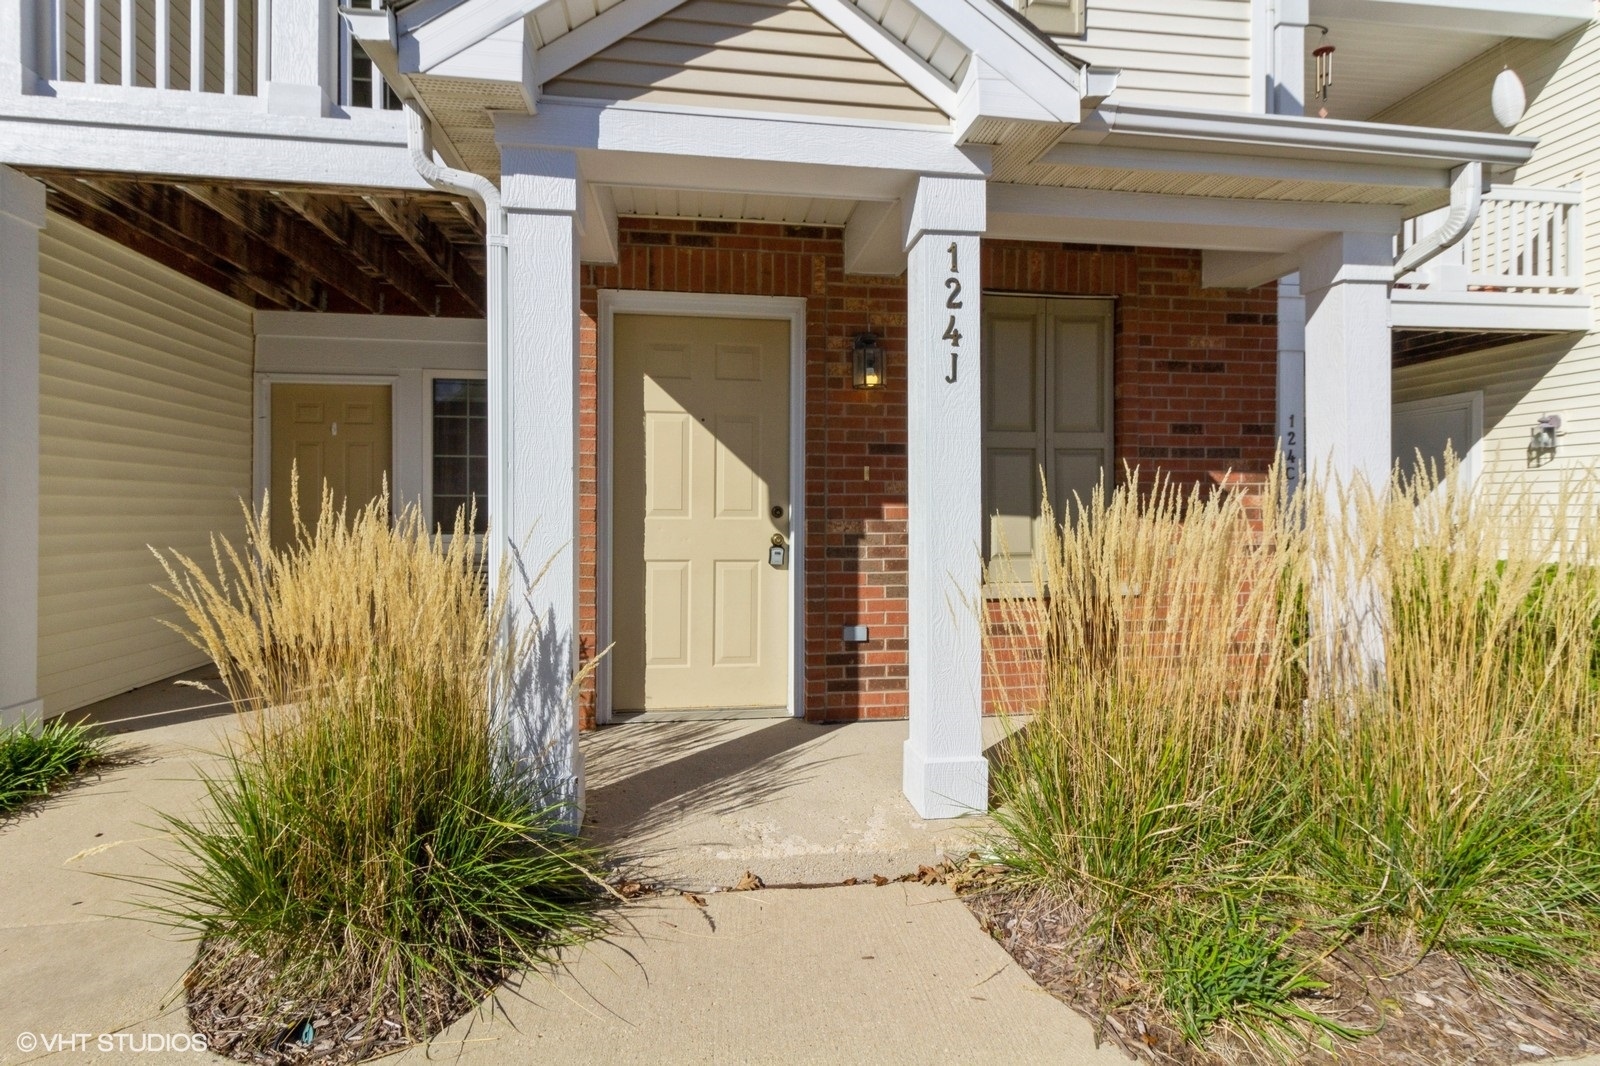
[[189, 0, 203, 90], [119, 0, 134, 85], [256, 0, 271, 96], [83, 0, 98, 83], [224, 0, 238, 92], [154, 0, 169, 88]]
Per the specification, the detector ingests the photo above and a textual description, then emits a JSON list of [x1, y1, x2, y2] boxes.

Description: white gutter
[[1393, 160, 1484, 281], [403, 101, 510, 592]]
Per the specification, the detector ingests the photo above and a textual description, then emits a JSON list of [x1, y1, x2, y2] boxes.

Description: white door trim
[[253, 373, 401, 512], [1393, 389, 1485, 486], [597, 290, 808, 724]]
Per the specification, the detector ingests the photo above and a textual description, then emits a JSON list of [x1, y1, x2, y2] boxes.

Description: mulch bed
[[186, 939, 478, 1065], [962, 885, 1600, 1066]]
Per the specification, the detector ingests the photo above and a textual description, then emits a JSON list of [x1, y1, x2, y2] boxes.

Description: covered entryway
[[611, 312, 794, 716]]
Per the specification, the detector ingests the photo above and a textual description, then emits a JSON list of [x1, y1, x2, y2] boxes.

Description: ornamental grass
[[985, 458, 1600, 1056], [143, 480, 607, 1061]]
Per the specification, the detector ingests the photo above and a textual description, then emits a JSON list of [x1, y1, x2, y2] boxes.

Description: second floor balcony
[[1394, 183, 1591, 339]]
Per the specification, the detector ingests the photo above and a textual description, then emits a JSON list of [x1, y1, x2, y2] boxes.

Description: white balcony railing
[[26, 0, 396, 110], [1397, 183, 1585, 296]]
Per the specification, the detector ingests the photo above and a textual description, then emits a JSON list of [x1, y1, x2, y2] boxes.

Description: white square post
[[1300, 229, 1394, 689], [1300, 230, 1394, 489], [265, 0, 335, 116], [495, 145, 584, 827], [0, 165, 45, 729], [902, 174, 988, 819]]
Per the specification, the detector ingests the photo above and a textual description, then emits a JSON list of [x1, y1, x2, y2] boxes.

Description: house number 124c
[[943, 242, 962, 383]]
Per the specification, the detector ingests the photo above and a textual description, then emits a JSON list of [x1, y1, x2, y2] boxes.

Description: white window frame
[[422, 369, 489, 543]]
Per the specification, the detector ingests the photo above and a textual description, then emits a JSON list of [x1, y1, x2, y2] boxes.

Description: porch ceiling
[[30, 172, 487, 316], [606, 185, 857, 225]]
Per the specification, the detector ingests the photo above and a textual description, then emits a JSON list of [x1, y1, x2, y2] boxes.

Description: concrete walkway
[[4, 684, 1598, 1065], [398, 883, 1129, 1066]]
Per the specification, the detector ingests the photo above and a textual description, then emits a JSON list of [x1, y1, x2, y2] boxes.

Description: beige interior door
[[983, 297, 1114, 582], [613, 314, 791, 712], [269, 383, 393, 548]]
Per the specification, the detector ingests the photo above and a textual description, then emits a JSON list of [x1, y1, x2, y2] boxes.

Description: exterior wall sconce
[[852, 333, 886, 390], [1532, 413, 1563, 455]]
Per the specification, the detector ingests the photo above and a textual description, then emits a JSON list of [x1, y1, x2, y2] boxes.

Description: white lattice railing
[[27, 0, 397, 109], [1397, 183, 1585, 294]]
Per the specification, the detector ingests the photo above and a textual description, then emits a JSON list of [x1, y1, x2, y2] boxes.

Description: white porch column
[[1300, 230, 1393, 487], [1276, 274, 1306, 491], [902, 174, 987, 819], [497, 147, 583, 826], [265, 0, 335, 116], [0, 166, 45, 729]]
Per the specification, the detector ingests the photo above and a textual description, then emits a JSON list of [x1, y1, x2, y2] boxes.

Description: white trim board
[[595, 290, 808, 725]]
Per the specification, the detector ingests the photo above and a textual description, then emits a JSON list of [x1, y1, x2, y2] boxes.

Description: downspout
[[404, 101, 509, 591], [1394, 160, 1484, 280]]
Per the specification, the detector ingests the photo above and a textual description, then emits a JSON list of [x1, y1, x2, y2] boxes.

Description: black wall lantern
[[852, 333, 886, 390]]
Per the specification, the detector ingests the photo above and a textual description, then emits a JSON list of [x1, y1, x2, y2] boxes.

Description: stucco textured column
[[902, 174, 987, 819], [1300, 230, 1393, 488], [0, 165, 45, 729], [497, 147, 584, 827]]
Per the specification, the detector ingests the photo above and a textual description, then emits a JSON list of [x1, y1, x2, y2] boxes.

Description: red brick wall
[[575, 222, 1277, 725]]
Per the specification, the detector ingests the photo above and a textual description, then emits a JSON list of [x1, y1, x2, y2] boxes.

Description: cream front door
[[613, 314, 791, 712], [268, 383, 393, 549]]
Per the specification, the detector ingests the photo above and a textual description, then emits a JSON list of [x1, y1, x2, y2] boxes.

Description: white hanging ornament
[[1492, 67, 1526, 129]]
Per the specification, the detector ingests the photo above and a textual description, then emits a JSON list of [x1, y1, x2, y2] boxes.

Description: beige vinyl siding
[[1061, 0, 1253, 112], [1380, 24, 1600, 488], [545, 0, 946, 124], [37, 213, 254, 715]]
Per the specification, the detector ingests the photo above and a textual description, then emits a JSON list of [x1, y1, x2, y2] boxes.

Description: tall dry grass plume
[[145, 477, 606, 1052], [986, 457, 1600, 1046]]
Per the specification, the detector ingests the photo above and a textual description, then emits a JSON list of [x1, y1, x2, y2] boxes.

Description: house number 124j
[[943, 242, 961, 383]]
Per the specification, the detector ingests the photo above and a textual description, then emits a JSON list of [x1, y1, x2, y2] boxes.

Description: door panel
[[269, 383, 392, 549], [982, 297, 1114, 572], [614, 314, 791, 712]]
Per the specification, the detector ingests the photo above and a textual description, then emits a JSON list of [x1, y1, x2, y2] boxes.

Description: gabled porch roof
[[350, 0, 1535, 279]]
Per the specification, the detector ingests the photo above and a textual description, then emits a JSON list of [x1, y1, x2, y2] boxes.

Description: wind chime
[[1310, 25, 1335, 118]]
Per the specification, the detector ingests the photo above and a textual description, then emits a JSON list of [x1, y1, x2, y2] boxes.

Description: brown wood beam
[[363, 194, 486, 316], [451, 200, 484, 238], [43, 187, 279, 310], [46, 179, 308, 310], [271, 190, 444, 315], [177, 184, 397, 314]]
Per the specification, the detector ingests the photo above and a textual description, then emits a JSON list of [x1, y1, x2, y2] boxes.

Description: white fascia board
[[496, 98, 990, 177], [1390, 289, 1593, 332], [1061, 102, 1537, 170], [953, 57, 1056, 143], [424, 19, 539, 111], [0, 99, 431, 189], [398, 0, 544, 74], [1311, 0, 1592, 39], [991, 183, 1404, 233], [537, 0, 693, 81], [1045, 142, 1449, 192], [910, 0, 1081, 123]]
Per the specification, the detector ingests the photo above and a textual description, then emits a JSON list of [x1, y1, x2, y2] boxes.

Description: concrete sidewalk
[[5, 692, 1600, 1065], [400, 883, 1131, 1066]]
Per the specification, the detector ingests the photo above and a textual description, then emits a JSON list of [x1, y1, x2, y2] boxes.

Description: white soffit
[[608, 185, 858, 223]]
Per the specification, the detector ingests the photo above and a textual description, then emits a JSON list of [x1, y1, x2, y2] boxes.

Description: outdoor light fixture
[[1532, 413, 1563, 454], [852, 333, 886, 390]]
